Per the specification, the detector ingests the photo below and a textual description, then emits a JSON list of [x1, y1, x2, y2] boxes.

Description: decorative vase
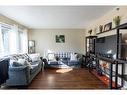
[[113, 16, 121, 27], [88, 29, 92, 35]]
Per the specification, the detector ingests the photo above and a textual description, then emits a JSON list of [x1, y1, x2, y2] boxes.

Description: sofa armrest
[[7, 65, 30, 85], [9, 65, 30, 80], [78, 57, 82, 64]]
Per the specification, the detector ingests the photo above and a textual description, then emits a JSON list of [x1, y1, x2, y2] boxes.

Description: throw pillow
[[24, 60, 33, 69], [10, 55, 18, 61], [23, 53, 32, 62], [10, 59, 17, 67], [17, 59, 26, 65], [28, 53, 40, 62], [12, 62, 23, 67], [70, 53, 78, 61], [48, 53, 56, 61]]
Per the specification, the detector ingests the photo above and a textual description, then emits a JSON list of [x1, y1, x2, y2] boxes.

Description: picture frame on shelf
[[103, 22, 112, 32], [99, 25, 103, 33]]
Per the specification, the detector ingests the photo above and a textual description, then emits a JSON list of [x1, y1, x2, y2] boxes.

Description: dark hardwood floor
[[28, 68, 107, 89]]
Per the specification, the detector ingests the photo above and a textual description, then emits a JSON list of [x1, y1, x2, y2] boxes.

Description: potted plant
[[88, 29, 92, 35], [113, 16, 121, 27], [99, 25, 103, 32]]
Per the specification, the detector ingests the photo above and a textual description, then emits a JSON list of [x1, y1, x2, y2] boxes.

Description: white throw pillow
[[10, 59, 18, 67], [24, 60, 33, 69], [10, 59, 26, 67], [48, 53, 56, 61], [70, 53, 77, 61], [17, 59, 26, 65], [28, 53, 40, 62]]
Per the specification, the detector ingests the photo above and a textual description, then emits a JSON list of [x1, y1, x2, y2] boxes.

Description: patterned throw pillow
[[23, 53, 32, 62], [24, 60, 33, 69], [10, 55, 18, 61]]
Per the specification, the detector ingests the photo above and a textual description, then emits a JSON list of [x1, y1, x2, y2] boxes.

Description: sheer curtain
[[22, 29, 28, 53], [9, 25, 19, 54]]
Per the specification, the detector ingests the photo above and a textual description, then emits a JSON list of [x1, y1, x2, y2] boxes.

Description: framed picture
[[28, 40, 35, 54], [103, 22, 112, 31], [56, 35, 65, 43]]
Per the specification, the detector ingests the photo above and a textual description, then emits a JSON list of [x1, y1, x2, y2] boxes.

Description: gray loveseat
[[6, 53, 42, 86], [47, 52, 82, 68]]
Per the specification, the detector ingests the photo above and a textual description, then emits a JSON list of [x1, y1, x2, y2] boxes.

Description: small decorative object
[[99, 25, 103, 33], [28, 40, 35, 54], [113, 16, 121, 27], [104, 22, 112, 31], [102, 63, 107, 68], [88, 29, 92, 35], [55, 56, 60, 61], [56, 35, 65, 43]]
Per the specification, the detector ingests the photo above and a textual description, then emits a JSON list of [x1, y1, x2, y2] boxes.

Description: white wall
[[28, 29, 86, 57]]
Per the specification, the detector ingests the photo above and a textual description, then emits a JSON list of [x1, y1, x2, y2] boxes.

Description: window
[[19, 29, 24, 53], [0, 23, 28, 57], [0, 24, 11, 56], [2, 27, 9, 52]]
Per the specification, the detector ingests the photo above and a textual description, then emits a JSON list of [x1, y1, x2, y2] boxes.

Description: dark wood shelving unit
[[91, 69, 118, 88], [89, 54, 123, 89], [96, 22, 127, 35], [85, 36, 97, 54], [86, 22, 127, 89]]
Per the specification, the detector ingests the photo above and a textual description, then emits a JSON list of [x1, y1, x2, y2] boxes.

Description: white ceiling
[[0, 6, 115, 29]]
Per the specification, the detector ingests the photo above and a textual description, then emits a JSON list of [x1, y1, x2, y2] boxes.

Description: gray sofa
[[6, 53, 42, 86], [47, 52, 82, 68]]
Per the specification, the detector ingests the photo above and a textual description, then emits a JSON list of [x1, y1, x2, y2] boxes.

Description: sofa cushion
[[47, 53, 56, 61], [28, 53, 40, 62], [10, 59, 26, 67], [12, 62, 24, 67], [17, 59, 26, 65], [30, 62, 40, 74], [9, 53, 32, 62], [10, 55, 19, 61], [70, 53, 78, 61], [61, 58, 69, 63], [10, 58, 33, 69], [48, 61, 58, 65], [30, 61, 39, 65], [68, 60, 79, 66], [23, 53, 32, 62], [24, 61, 33, 69]]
